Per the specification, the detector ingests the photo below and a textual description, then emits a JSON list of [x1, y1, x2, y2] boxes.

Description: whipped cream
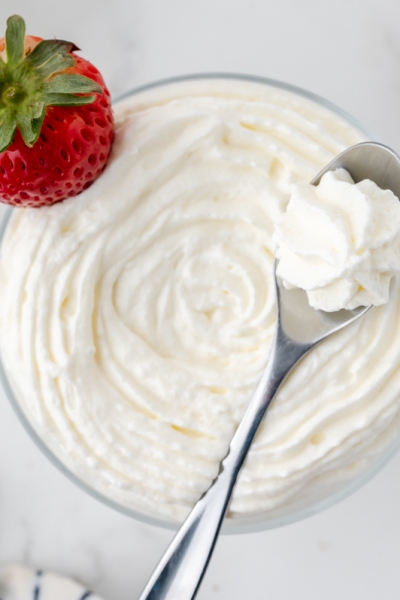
[[2, 78, 399, 525], [275, 168, 400, 311]]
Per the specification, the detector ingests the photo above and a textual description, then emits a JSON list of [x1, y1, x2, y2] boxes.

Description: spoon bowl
[[311, 141, 400, 194]]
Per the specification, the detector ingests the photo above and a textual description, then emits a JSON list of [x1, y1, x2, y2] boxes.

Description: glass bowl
[[1, 73, 398, 535]]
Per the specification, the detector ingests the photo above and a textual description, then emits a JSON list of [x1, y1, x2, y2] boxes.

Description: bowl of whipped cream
[[1, 73, 399, 533]]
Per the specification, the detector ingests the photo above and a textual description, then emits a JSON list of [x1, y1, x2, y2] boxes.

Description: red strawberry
[[0, 15, 114, 207]]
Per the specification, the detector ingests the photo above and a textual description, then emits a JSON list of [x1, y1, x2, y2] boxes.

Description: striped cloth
[[0, 565, 104, 600]]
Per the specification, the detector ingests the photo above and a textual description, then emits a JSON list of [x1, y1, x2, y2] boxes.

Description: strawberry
[[0, 15, 114, 207]]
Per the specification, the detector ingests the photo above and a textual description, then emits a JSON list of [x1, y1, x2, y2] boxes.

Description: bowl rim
[[1, 71, 395, 535]]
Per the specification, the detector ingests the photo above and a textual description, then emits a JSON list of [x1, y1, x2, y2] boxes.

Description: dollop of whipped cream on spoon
[[274, 168, 400, 311]]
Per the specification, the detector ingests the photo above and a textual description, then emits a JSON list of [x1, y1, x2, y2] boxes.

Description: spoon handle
[[138, 329, 309, 600]]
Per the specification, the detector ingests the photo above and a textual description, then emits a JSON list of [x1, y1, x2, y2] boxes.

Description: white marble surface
[[1, 1, 400, 598]]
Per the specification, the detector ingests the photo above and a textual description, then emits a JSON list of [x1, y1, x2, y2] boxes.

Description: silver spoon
[[139, 141, 400, 600]]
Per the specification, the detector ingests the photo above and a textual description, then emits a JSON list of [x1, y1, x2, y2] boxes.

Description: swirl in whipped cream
[[2, 79, 398, 525]]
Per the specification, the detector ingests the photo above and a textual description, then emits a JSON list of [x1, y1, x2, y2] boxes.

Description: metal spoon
[[138, 141, 400, 600]]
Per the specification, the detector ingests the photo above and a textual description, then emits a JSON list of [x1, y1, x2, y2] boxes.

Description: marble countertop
[[1, 1, 400, 598]]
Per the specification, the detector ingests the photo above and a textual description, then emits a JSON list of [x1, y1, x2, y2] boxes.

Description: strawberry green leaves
[[40, 94, 98, 107], [44, 73, 102, 96], [15, 104, 45, 147], [43, 74, 101, 107], [25, 40, 76, 78], [0, 111, 16, 152], [0, 15, 103, 152]]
